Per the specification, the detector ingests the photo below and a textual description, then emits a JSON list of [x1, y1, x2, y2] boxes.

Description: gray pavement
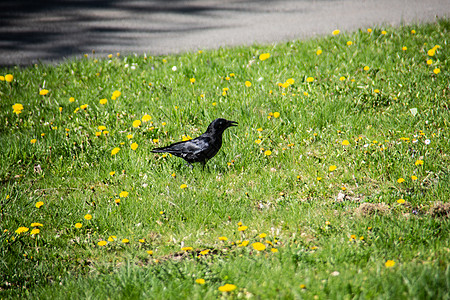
[[0, 0, 449, 67]]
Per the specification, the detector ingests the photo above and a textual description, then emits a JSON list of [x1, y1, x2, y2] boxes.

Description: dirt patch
[[428, 202, 450, 218], [354, 202, 390, 217]]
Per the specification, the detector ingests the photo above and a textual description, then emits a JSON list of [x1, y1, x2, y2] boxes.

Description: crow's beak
[[228, 120, 238, 127]]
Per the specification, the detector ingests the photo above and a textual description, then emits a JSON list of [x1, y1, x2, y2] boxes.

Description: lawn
[[1, 20, 449, 299]]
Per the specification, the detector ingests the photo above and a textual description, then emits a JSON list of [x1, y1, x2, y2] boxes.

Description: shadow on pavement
[[0, 0, 283, 67]]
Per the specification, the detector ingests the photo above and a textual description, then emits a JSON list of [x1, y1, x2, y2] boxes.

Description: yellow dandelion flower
[[195, 278, 206, 285], [200, 249, 210, 255], [317, 177, 322, 181], [182, 135, 192, 141], [30, 139, 37, 144], [316, 49, 323, 55], [427, 49, 435, 56], [190, 78, 196, 83], [122, 238, 129, 244], [427, 59, 433, 65], [245, 81, 251, 87], [15, 227, 29, 234], [306, 77, 314, 82], [112, 90, 121, 98], [69, 97, 75, 102], [153, 139, 159, 143], [259, 233, 267, 238], [374, 89, 380, 94], [99, 98, 107, 105], [39, 89, 49, 96], [415, 160, 424, 166], [239, 240, 249, 247], [433, 68, 440, 74], [347, 41, 352, 46], [31, 222, 43, 227], [131, 142, 138, 150], [385, 260, 395, 267], [182, 247, 193, 251], [332, 29, 340, 35], [180, 184, 188, 189], [402, 46, 407, 51], [264, 150, 272, 156], [363, 66, 370, 71], [147, 250, 153, 255], [397, 178, 405, 183], [35, 201, 44, 208], [339, 76, 345, 81], [411, 29, 416, 34], [218, 284, 237, 292], [119, 191, 129, 198], [342, 140, 350, 146], [411, 175, 418, 181], [75, 223, 82, 229], [286, 78, 295, 85], [84, 214, 92, 220], [238, 226, 248, 231], [5, 74, 14, 82], [252, 242, 266, 251], [273, 112, 280, 118], [98, 240, 107, 246], [218, 236, 228, 241], [111, 147, 120, 156], [329, 165, 337, 172], [12, 103, 24, 114], [259, 53, 270, 61], [397, 199, 405, 204], [80, 104, 88, 110], [142, 114, 152, 122], [381, 30, 387, 35], [300, 284, 306, 289], [132, 120, 142, 128]]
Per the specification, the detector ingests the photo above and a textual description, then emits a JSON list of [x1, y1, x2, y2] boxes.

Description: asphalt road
[[0, 0, 449, 67]]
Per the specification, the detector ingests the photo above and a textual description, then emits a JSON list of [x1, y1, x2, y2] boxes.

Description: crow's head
[[207, 118, 238, 134]]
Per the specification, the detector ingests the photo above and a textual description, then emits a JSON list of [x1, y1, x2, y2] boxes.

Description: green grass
[[1, 20, 450, 299]]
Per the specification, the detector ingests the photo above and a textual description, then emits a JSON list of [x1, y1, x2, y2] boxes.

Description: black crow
[[151, 118, 238, 166]]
